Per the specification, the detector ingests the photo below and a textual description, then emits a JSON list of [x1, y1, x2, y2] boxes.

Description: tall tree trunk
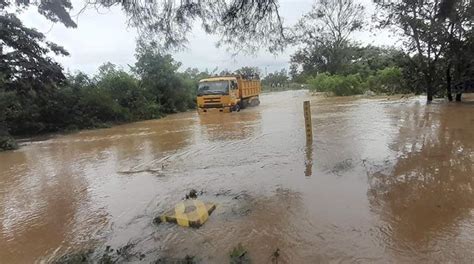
[[456, 93, 462, 102], [426, 63, 434, 102], [446, 64, 453, 101], [427, 86, 434, 102], [426, 73, 434, 102]]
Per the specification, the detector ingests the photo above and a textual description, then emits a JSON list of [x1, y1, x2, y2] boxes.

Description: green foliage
[[0, 5, 71, 94], [307, 67, 409, 96], [235, 66, 261, 78], [263, 69, 289, 86], [0, 85, 17, 150], [229, 243, 250, 264], [181, 68, 211, 83], [292, 0, 365, 76], [95, 63, 161, 120], [291, 44, 408, 80], [307, 73, 365, 96], [293, 43, 428, 95], [366, 67, 404, 94], [0, 54, 206, 151], [374, 0, 474, 101], [0, 134, 17, 150], [134, 43, 196, 113]]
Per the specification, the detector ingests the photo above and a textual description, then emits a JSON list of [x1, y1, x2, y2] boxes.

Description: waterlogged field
[[1, 91, 473, 263]]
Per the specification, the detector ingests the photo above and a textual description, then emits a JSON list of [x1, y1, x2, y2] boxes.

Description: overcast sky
[[19, 0, 396, 75]]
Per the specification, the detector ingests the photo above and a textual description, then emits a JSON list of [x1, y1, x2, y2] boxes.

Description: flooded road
[[1, 91, 473, 263]]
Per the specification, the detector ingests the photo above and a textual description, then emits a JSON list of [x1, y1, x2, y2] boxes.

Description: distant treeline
[[255, 46, 424, 96]]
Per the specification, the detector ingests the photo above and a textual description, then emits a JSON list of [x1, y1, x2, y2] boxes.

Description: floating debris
[[51, 250, 93, 264], [271, 248, 281, 264], [186, 189, 198, 199], [154, 255, 197, 264], [229, 243, 250, 264]]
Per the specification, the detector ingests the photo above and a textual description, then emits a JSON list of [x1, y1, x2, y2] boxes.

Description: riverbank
[[0, 109, 195, 152]]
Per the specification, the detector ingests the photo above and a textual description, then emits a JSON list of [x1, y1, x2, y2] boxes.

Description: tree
[[291, 44, 407, 81], [0, 0, 76, 141], [263, 69, 289, 86], [133, 42, 195, 113], [0, 0, 76, 85], [182, 68, 211, 82], [235, 66, 261, 79], [348, 46, 407, 76], [373, 0, 473, 101], [438, 0, 473, 101], [437, 0, 462, 20], [218, 69, 233, 76], [291, 0, 365, 75]]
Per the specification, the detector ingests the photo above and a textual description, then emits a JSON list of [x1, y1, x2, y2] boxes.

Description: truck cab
[[197, 77, 239, 112]]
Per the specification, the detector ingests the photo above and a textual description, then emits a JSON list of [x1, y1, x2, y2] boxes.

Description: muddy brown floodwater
[[1, 91, 473, 263]]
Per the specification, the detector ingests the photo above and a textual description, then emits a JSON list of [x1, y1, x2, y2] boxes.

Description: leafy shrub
[[366, 67, 404, 94], [0, 89, 17, 150], [307, 67, 407, 96], [134, 47, 196, 114], [307, 73, 365, 96], [0, 134, 18, 151]]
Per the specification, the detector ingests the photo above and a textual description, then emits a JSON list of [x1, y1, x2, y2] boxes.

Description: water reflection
[[0, 113, 200, 262], [198, 110, 261, 142], [367, 102, 474, 260], [0, 147, 97, 263], [304, 145, 313, 177]]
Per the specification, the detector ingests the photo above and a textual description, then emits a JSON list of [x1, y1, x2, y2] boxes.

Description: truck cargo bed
[[238, 79, 261, 99]]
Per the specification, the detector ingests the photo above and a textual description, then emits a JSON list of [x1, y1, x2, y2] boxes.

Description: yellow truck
[[197, 75, 261, 113]]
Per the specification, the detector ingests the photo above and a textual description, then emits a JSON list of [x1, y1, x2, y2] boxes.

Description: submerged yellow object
[[160, 200, 216, 228]]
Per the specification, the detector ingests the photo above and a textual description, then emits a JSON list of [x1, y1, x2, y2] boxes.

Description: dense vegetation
[[0, 39, 207, 150], [1, 0, 473, 150], [291, 44, 413, 96], [290, 0, 473, 98], [1, 61, 207, 150]]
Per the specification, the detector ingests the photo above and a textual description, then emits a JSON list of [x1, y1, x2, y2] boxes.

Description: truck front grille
[[202, 103, 223, 108], [204, 98, 221, 103]]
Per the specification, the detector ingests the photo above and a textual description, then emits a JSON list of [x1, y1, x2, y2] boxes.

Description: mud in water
[[1, 91, 473, 263]]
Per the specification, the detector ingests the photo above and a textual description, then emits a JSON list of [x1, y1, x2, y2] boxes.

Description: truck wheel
[[234, 104, 241, 112], [250, 98, 260, 107], [239, 100, 247, 109]]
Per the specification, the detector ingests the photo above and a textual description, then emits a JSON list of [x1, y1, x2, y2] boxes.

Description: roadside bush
[[366, 67, 404, 94], [306, 67, 409, 96], [0, 133, 17, 151], [307, 73, 365, 96], [134, 45, 196, 114]]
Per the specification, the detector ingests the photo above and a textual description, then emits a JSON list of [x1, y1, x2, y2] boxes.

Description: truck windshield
[[197, 81, 229, 96]]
